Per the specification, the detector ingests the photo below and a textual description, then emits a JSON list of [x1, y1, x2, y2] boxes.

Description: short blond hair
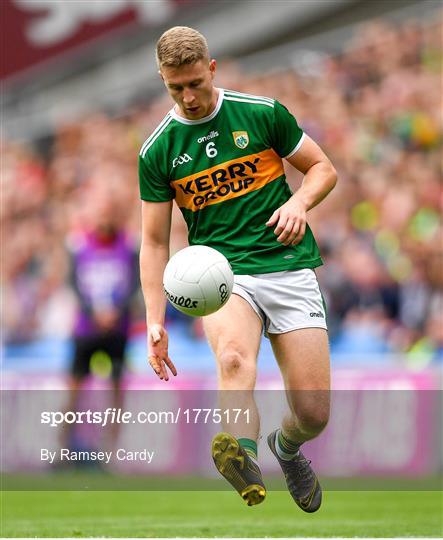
[[156, 26, 209, 68]]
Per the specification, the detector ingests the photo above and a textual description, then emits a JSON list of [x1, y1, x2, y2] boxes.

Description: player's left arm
[[266, 135, 337, 246]]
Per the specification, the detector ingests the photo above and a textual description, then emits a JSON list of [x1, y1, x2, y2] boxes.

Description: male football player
[[139, 26, 337, 510]]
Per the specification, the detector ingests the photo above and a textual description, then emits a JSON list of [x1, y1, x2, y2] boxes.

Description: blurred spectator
[[62, 187, 139, 451]]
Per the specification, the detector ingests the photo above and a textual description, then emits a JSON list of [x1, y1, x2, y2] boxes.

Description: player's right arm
[[140, 200, 177, 381]]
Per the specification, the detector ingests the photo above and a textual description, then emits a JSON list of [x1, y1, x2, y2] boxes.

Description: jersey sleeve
[[138, 152, 174, 202], [271, 100, 305, 158]]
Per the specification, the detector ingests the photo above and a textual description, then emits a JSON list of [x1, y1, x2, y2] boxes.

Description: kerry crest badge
[[232, 131, 249, 149]]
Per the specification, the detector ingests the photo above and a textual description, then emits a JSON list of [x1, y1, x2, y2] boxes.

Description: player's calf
[[285, 390, 330, 441]]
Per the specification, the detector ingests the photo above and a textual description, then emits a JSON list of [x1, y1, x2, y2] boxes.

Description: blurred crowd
[[2, 15, 442, 366]]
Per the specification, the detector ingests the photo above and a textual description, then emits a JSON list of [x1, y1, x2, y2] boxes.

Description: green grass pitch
[[1, 489, 441, 537]]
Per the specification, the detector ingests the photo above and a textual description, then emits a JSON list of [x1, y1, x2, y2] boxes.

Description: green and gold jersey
[[139, 88, 322, 274]]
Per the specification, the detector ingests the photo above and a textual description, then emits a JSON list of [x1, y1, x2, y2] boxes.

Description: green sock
[[237, 438, 257, 460], [276, 429, 300, 460]]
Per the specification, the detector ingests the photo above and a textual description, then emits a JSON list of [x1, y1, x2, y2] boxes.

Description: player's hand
[[148, 324, 177, 381], [265, 195, 307, 246]]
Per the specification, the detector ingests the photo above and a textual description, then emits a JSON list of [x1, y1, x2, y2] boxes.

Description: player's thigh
[[270, 328, 330, 419], [203, 293, 263, 363], [270, 328, 330, 389]]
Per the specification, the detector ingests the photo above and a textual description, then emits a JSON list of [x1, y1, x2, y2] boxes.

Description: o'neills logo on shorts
[[172, 148, 284, 212], [164, 289, 199, 309]]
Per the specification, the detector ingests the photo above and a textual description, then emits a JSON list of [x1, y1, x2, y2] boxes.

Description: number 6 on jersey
[[206, 142, 217, 158]]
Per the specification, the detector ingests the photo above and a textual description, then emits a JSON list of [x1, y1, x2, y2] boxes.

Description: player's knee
[[218, 349, 250, 380], [297, 406, 329, 435]]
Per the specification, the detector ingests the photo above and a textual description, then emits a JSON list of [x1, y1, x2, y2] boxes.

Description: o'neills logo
[[197, 131, 219, 144], [165, 289, 199, 309]]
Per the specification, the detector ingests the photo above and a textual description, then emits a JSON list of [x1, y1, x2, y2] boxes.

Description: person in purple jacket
[[64, 196, 139, 453]]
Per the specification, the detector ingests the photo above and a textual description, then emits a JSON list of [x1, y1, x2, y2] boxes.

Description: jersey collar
[[170, 88, 224, 125]]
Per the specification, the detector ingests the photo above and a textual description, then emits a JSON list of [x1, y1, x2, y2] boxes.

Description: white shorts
[[232, 269, 327, 336]]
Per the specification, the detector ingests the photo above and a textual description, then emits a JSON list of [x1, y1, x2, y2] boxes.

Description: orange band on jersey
[[171, 148, 284, 212]]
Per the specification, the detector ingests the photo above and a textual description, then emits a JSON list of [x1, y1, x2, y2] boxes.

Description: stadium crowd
[[2, 16, 442, 365]]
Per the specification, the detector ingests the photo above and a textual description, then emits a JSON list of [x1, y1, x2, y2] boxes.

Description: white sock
[[275, 429, 300, 461]]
